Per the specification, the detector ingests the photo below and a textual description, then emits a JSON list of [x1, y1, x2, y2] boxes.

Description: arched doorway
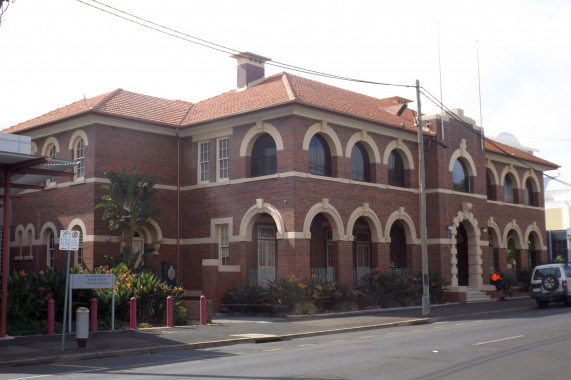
[[389, 221, 408, 277], [457, 224, 469, 286], [251, 213, 278, 285], [309, 213, 335, 282], [353, 218, 372, 287]]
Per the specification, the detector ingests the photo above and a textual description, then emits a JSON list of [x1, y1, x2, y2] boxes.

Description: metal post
[[200, 295, 207, 325], [166, 296, 173, 327], [61, 249, 71, 351], [130, 297, 137, 329], [48, 299, 55, 335], [0, 171, 11, 338], [90, 298, 97, 333], [416, 80, 430, 316]]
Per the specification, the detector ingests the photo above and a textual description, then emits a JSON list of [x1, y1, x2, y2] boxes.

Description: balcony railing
[[390, 267, 410, 278], [353, 268, 374, 288], [310, 268, 336, 282], [248, 269, 277, 287]]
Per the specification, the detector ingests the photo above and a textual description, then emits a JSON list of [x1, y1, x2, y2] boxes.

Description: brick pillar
[[336, 240, 353, 288], [277, 238, 309, 279]]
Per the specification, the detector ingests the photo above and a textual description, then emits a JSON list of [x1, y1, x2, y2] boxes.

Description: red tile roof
[[484, 138, 558, 169], [3, 89, 193, 132], [181, 72, 417, 129], [2, 72, 557, 169]]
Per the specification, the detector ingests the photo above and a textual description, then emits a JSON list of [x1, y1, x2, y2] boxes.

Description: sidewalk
[[0, 297, 534, 368]]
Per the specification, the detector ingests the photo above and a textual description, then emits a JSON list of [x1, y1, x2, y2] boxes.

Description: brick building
[[2, 53, 557, 306]]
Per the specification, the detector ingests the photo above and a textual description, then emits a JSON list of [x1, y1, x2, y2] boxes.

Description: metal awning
[[1, 150, 77, 337], [0, 152, 77, 196]]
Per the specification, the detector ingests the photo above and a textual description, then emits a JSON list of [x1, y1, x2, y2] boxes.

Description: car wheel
[[537, 300, 549, 309], [542, 276, 558, 291]]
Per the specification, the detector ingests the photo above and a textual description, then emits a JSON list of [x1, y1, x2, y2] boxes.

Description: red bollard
[[47, 299, 55, 335], [90, 298, 98, 333], [166, 296, 173, 327], [130, 297, 137, 329], [200, 295, 207, 325]]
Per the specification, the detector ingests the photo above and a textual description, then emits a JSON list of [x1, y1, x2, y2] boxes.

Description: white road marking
[[474, 335, 524, 346]]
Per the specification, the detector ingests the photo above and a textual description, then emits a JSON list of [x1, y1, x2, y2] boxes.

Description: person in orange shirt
[[491, 272, 505, 301]]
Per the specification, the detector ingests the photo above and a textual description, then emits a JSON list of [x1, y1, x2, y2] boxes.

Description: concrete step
[[465, 287, 494, 303]]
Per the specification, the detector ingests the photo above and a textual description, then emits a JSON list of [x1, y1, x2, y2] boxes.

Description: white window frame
[[47, 144, 57, 186], [75, 138, 85, 180], [218, 224, 230, 266], [72, 228, 83, 268], [199, 141, 209, 183], [217, 137, 229, 182]]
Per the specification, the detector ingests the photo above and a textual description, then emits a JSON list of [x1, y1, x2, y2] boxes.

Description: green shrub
[[223, 283, 265, 305]]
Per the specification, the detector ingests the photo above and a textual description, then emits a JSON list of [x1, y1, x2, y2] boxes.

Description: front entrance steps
[[465, 286, 494, 303]]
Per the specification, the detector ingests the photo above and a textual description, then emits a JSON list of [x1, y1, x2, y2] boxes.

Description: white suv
[[530, 263, 571, 308]]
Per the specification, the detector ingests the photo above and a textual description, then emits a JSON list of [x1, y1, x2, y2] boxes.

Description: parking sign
[[59, 230, 80, 250]]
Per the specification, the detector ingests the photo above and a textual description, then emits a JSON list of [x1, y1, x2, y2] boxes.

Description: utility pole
[[416, 80, 430, 316]]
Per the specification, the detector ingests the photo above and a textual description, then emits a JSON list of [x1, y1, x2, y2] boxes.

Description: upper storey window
[[388, 150, 405, 187], [217, 138, 229, 181], [251, 133, 277, 177], [199, 141, 209, 183], [351, 142, 370, 182], [452, 159, 470, 193], [504, 175, 515, 203], [524, 178, 535, 206], [309, 134, 331, 177], [486, 169, 496, 200], [75, 138, 85, 179]]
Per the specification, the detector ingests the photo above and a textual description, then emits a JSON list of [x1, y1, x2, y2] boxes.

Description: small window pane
[[251, 134, 277, 177], [388, 151, 405, 187], [309, 134, 331, 177], [452, 160, 469, 193], [504, 176, 514, 203], [351, 143, 370, 182]]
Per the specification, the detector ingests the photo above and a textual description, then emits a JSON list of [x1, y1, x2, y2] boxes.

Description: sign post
[[60, 230, 80, 352]]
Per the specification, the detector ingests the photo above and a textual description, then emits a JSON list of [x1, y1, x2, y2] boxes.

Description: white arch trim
[[68, 130, 89, 150], [302, 121, 343, 157], [31, 142, 38, 155], [384, 207, 418, 243], [41, 137, 61, 156], [239, 199, 286, 241], [499, 165, 522, 190], [383, 138, 415, 170], [345, 131, 381, 163], [303, 198, 346, 241], [522, 170, 541, 192], [503, 220, 525, 249], [40, 222, 58, 242], [346, 203, 383, 243], [67, 218, 87, 241], [239, 121, 284, 157], [487, 217, 503, 248], [485, 161, 499, 185], [525, 222, 545, 250], [448, 139, 477, 176]]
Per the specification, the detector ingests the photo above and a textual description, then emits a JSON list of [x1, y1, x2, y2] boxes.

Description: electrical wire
[[78, 0, 569, 188], [420, 87, 571, 188], [77, 0, 414, 89]]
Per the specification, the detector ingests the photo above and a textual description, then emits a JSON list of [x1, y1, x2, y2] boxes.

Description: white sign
[[59, 230, 80, 250], [70, 274, 115, 289]]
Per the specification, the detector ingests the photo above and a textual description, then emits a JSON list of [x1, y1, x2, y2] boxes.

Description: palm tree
[[96, 167, 159, 267]]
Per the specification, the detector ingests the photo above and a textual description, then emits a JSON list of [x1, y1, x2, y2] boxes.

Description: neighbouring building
[[2, 52, 558, 306]]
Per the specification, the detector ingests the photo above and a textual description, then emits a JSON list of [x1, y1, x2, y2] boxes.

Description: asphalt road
[[1, 304, 570, 380]]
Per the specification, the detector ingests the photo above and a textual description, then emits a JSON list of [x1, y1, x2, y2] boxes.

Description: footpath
[[0, 296, 534, 368]]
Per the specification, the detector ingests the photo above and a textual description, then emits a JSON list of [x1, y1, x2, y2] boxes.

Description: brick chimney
[[231, 52, 271, 89]]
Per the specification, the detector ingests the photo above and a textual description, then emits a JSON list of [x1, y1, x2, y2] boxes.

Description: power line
[[79, 0, 568, 189], [420, 88, 571, 189], [78, 0, 414, 89]]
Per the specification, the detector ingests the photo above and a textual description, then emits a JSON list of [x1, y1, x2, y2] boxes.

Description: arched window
[[524, 179, 534, 206], [388, 150, 405, 187], [452, 159, 470, 192], [251, 133, 277, 177], [390, 221, 407, 271], [47, 144, 57, 185], [351, 143, 370, 182], [504, 175, 514, 203], [309, 134, 331, 177], [486, 169, 495, 200], [75, 138, 85, 179]]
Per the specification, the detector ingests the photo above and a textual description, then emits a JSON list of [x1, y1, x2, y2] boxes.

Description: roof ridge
[[281, 72, 297, 101], [92, 88, 123, 110]]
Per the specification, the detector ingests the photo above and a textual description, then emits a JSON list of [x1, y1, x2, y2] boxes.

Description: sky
[[1, 0, 570, 185]]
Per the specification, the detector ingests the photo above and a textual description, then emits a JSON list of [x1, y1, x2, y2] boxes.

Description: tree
[[96, 167, 160, 267]]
